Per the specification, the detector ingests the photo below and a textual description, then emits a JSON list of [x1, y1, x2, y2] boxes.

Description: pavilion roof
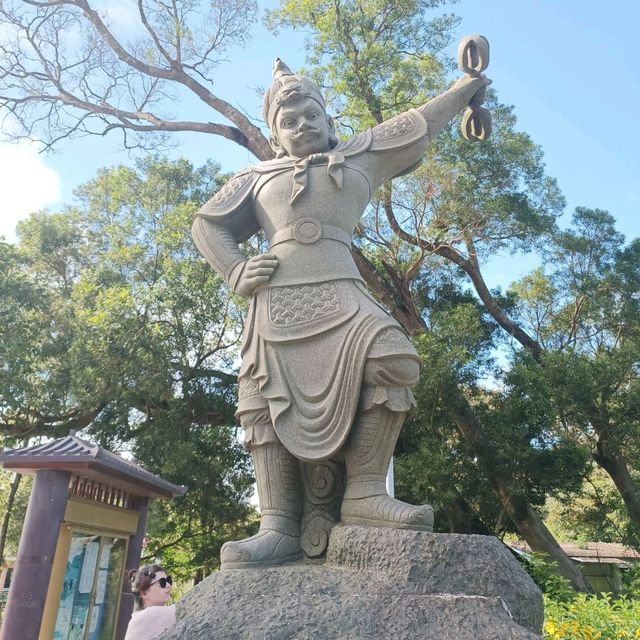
[[509, 540, 640, 565], [0, 435, 186, 499]]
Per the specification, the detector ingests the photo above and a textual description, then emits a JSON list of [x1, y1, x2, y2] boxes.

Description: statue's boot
[[341, 405, 433, 531], [221, 440, 302, 569]]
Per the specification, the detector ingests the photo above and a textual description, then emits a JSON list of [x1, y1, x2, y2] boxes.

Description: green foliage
[[521, 553, 576, 603], [543, 594, 640, 640], [512, 208, 639, 355], [0, 468, 32, 560], [487, 353, 591, 506], [393, 277, 499, 533], [395, 273, 590, 535], [0, 158, 255, 577], [510, 208, 640, 547], [267, 0, 458, 128], [417, 94, 564, 256], [545, 470, 639, 553], [621, 563, 640, 599], [138, 421, 256, 576]]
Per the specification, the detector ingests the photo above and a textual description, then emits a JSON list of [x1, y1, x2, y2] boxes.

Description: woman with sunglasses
[[124, 564, 176, 640]]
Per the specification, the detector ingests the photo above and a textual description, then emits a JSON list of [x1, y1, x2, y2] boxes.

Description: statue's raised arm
[[191, 39, 493, 570], [364, 35, 491, 188]]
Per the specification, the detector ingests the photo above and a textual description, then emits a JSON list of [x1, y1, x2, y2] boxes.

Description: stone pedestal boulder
[[161, 525, 543, 639]]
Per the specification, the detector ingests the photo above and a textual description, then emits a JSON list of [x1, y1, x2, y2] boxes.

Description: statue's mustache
[[291, 129, 321, 141]]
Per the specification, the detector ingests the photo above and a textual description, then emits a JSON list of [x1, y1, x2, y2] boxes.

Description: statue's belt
[[269, 219, 352, 248]]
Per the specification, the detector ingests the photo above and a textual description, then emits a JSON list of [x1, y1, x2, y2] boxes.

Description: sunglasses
[[149, 575, 173, 588]]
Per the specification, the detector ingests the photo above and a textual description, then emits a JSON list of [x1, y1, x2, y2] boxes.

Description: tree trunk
[[460, 260, 543, 361], [0, 473, 22, 564], [351, 246, 424, 335], [592, 429, 640, 529], [449, 385, 592, 592], [440, 497, 493, 536], [497, 488, 592, 592], [435, 243, 544, 362]]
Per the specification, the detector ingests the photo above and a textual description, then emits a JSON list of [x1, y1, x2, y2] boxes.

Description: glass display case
[[52, 531, 127, 640]]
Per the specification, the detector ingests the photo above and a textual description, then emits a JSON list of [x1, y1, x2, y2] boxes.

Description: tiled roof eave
[[0, 436, 186, 498]]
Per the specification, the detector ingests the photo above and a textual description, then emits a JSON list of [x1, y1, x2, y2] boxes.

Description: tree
[[0, 157, 256, 572], [545, 469, 637, 550], [509, 208, 640, 548], [139, 421, 257, 579], [395, 272, 590, 539]]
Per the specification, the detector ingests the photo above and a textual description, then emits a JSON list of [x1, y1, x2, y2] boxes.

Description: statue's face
[[272, 97, 331, 158]]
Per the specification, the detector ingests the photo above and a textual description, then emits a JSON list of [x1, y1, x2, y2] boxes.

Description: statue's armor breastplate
[[253, 162, 371, 287], [192, 108, 429, 289]]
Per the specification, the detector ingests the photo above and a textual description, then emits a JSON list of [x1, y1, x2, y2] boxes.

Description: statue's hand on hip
[[230, 253, 279, 298]]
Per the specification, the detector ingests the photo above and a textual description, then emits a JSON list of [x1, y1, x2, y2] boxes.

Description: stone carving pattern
[[300, 460, 345, 558], [238, 375, 260, 399], [373, 327, 408, 344], [372, 113, 415, 143], [210, 171, 251, 205], [269, 283, 342, 326]]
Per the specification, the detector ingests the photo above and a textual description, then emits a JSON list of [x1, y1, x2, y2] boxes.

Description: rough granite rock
[[160, 526, 543, 640], [326, 525, 543, 632]]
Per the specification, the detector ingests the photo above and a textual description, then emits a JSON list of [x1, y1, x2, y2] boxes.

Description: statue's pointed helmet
[[263, 58, 326, 130]]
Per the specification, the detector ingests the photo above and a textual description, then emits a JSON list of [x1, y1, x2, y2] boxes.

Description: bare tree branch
[[0, 0, 272, 157]]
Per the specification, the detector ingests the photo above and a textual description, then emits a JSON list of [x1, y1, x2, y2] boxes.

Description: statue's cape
[[194, 108, 427, 242]]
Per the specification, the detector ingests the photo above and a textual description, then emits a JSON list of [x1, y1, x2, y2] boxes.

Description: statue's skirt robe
[[236, 278, 421, 462]]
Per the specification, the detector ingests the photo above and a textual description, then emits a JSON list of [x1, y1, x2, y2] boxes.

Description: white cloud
[[0, 142, 61, 242], [98, 0, 143, 39]]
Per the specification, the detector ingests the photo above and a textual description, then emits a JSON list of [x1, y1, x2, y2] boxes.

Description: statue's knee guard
[[238, 408, 278, 449], [362, 354, 420, 414], [363, 355, 420, 388]]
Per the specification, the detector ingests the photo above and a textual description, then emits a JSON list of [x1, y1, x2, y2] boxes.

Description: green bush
[[520, 552, 577, 602], [621, 564, 640, 599], [521, 553, 640, 638], [544, 594, 640, 639]]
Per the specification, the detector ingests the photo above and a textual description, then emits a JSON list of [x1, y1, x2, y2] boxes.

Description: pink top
[[124, 604, 176, 640]]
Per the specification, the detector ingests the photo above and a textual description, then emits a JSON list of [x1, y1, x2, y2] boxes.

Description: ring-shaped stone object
[[461, 106, 492, 142], [458, 35, 490, 77], [294, 218, 322, 244]]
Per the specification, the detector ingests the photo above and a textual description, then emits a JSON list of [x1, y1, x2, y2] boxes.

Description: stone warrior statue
[[192, 49, 491, 569]]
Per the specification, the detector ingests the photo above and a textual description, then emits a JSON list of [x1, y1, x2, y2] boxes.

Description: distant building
[[508, 541, 640, 593]]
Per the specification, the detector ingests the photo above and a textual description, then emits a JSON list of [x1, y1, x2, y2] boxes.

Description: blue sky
[[2, 0, 638, 286]]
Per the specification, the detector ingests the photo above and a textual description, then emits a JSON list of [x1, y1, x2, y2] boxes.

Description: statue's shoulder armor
[[194, 168, 259, 242], [369, 108, 428, 151], [333, 130, 373, 156]]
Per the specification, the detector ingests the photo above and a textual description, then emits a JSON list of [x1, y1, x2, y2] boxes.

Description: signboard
[[52, 532, 126, 640]]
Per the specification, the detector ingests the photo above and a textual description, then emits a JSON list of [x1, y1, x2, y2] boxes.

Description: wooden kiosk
[[0, 435, 185, 640]]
